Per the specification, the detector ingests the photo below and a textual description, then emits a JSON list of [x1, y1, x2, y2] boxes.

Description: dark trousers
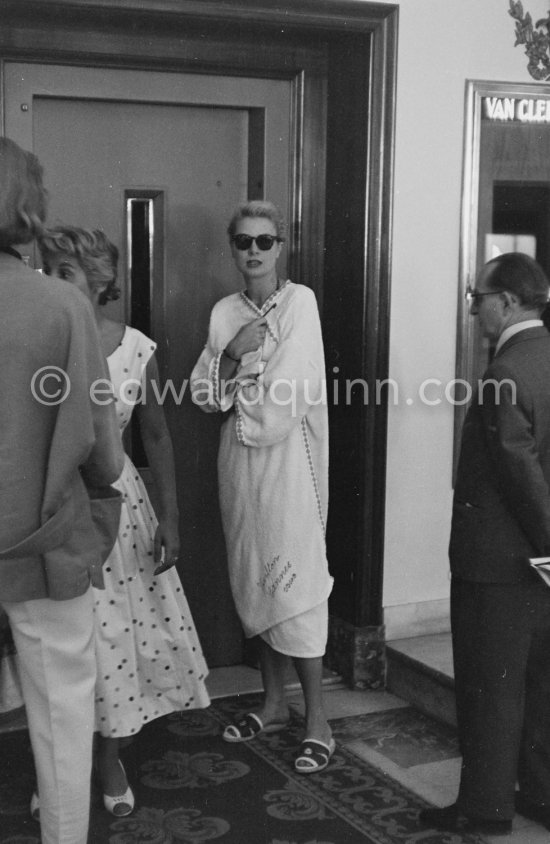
[[451, 577, 550, 821]]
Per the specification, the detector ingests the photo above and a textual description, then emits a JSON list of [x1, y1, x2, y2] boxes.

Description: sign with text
[[484, 96, 550, 122]]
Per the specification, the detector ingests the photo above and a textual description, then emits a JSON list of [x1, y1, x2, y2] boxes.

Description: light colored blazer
[[0, 253, 124, 601], [450, 326, 550, 582]]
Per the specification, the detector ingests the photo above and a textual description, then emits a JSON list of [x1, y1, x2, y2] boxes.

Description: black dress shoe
[[515, 793, 550, 830], [419, 803, 512, 836]]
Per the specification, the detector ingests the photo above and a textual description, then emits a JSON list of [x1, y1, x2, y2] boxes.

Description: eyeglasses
[[232, 234, 282, 251], [465, 284, 503, 303]]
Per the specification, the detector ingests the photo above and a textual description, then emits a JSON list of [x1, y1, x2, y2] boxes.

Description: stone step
[[386, 632, 456, 727]]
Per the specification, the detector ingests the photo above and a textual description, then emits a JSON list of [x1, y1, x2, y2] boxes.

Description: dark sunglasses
[[232, 234, 282, 251]]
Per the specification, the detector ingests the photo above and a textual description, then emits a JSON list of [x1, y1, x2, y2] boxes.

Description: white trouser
[[1, 587, 96, 844]]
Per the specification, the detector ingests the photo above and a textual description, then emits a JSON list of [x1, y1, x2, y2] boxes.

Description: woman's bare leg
[[254, 638, 291, 725], [293, 656, 331, 745], [96, 735, 127, 796]]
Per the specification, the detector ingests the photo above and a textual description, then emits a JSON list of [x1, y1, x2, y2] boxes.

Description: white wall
[[362, 0, 547, 638]]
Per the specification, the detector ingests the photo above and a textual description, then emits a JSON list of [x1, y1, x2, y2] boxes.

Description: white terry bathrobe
[[191, 281, 333, 656]]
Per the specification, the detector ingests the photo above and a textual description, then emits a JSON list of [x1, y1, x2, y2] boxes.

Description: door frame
[[0, 0, 398, 686]]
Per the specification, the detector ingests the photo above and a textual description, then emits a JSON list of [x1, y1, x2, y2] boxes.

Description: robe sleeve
[[234, 286, 326, 448], [190, 307, 226, 414], [190, 300, 252, 414]]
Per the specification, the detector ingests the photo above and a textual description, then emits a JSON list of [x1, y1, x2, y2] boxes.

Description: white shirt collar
[[495, 319, 543, 354]]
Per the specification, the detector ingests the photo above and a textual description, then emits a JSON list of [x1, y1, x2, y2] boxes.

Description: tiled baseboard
[[383, 599, 451, 641]]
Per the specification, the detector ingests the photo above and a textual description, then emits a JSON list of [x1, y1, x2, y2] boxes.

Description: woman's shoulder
[[110, 325, 157, 361], [123, 325, 155, 345], [211, 290, 243, 316], [281, 281, 318, 309]]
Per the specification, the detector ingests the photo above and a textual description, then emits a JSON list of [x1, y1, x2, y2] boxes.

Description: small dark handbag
[[88, 485, 123, 564]]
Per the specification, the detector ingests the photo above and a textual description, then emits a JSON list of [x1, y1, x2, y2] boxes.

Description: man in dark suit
[[420, 252, 550, 836]]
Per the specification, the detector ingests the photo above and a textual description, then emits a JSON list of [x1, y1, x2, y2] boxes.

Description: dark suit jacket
[[450, 325, 550, 582]]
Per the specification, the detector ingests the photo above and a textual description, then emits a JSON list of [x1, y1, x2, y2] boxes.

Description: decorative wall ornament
[[509, 1, 550, 80]]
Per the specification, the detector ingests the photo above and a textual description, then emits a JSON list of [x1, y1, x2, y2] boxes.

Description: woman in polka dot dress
[[39, 227, 210, 817]]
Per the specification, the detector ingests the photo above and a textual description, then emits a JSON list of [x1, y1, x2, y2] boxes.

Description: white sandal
[[222, 712, 289, 743], [295, 737, 336, 774]]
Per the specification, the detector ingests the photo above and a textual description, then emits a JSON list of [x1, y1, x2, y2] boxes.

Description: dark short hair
[[485, 252, 549, 311], [227, 200, 286, 241], [0, 137, 47, 247], [38, 226, 120, 305]]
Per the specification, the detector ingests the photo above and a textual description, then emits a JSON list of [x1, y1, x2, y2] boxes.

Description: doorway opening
[[492, 182, 550, 274], [1, 0, 397, 685]]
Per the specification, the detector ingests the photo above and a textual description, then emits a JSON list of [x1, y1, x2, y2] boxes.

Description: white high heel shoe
[[103, 760, 135, 817], [30, 759, 136, 819]]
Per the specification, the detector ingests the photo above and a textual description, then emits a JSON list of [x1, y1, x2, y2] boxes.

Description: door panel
[[5, 62, 291, 666]]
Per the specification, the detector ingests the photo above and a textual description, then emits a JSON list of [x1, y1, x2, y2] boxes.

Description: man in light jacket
[[0, 137, 124, 844]]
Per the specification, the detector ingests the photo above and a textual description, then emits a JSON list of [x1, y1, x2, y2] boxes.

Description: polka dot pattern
[[93, 327, 210, 738]]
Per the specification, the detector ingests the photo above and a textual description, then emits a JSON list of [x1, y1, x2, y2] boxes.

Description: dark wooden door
[[1, 0, 397, 685]]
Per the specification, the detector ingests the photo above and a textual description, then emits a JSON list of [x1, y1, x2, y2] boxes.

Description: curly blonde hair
[[38, 226, 120, 304]]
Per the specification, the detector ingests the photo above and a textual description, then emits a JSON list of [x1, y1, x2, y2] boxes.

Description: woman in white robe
[[191, 200, 334, 773]]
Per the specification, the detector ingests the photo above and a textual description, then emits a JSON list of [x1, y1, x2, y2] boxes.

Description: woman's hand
[[153, 517, 180, 575], [225, 315, 268, 360]]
